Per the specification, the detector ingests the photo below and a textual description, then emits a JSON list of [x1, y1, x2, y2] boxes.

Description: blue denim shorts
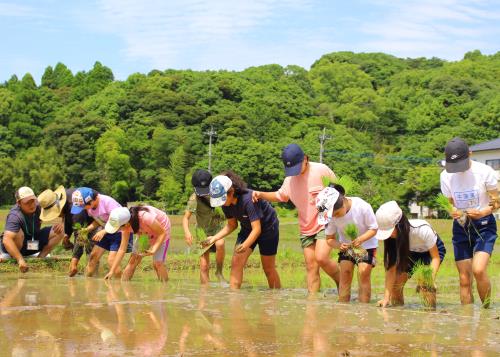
[[452, 214, 497, 261], [96, 232, 133, 252], [407, 236, 446, 274]]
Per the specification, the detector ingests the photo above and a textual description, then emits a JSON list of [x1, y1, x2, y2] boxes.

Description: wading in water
[[374, 201, 446, 308], [183, 169, 227, 284], [440, 137, 499, 307], [104, 205, 171, 282], [70, 188, 132, 278], [204, 172, 281, 289], [318, 184, 378, 303], [252, 144, 340, 293]]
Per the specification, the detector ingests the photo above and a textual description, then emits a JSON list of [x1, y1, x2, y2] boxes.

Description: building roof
[[470, 137, 500, 152]]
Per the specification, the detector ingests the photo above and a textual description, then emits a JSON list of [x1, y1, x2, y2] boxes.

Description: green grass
[[1, 210, 499, 304]]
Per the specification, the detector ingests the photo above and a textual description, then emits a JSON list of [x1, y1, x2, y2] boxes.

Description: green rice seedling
[[412, 262, 436, 308], [343, 223, 368, 263], [435, 193, 467, 226], [73, 222, 90, 249], [136, 235, 150, 254]]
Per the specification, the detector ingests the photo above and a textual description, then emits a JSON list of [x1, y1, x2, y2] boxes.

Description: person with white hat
[[318, 183, 378, 303], [38, 186, 98, 276], [203, 171, 281, 289], [0, 187, 64, 272], [104, 205, 171, 281], [374, 201, 446, 308], [440, 137, 498, 307]]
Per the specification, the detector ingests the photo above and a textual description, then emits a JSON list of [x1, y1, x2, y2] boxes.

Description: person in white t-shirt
[[440, 137, 499, 307], [374, 201, 446, 308], [318, 184, 378, 303]]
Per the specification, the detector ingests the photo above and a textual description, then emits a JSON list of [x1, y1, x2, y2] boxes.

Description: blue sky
[[1, 0, 499, 83]]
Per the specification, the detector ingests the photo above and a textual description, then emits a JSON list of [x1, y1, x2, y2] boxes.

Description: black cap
[[444, 137, 470, 173], [191, 169, 212, 196], [282, 144, 305, 177]]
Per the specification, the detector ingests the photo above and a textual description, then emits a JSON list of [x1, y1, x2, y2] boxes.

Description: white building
[[471, 137, 500, 219]]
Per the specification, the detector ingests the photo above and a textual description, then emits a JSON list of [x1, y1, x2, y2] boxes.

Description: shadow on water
[[0, 274, 499, 356]]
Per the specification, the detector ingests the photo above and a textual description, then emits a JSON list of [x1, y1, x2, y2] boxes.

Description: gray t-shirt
[[3, 205, 42, 239]]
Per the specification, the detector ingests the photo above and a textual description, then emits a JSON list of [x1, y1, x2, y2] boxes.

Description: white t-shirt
[[408, 219, 437, 253], [440, 160, 498, 210], [324, 197, 378, 249]]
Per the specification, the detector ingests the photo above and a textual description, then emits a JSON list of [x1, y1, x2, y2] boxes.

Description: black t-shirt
[[222, 190, 278, 234], [3, 205, 42, 239]]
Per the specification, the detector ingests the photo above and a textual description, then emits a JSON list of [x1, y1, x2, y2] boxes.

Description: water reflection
[[0, 276, 499, 356]]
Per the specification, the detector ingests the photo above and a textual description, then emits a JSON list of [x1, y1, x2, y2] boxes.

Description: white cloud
[[361, 0, 500, 59]]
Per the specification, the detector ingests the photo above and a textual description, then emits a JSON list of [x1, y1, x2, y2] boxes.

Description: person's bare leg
[[69, 257, 79, 277], [200, 252, 210, 284], [456, 259, 474, 304], [339, 260, 354, 302], [122, 254, 142, 281], [391, 272, 408, 306], [472, 252, 492, 307], [153, 260, 169, 282], [357, 262, 373, 303], [86, 246, 105, 277], [214, 239, 226, 282], [38, 227, 64, 258], [261, 255, 281, 289], [303, 243, 321, 293], [230, 248, 253, 289], [314, 239, 340, 289], [107, 251, 122, 278]]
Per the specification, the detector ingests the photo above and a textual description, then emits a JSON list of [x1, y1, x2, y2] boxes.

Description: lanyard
[[22, 214, 36, 240]]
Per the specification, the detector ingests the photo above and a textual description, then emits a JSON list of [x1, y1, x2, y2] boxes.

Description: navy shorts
[[339, 247, 377, 266], [96, 232, 133, 252], [1, 226, 52, 256], [237, 221, 279, 256], [452, 214, 497, 261], [407, 236, 446, 275]]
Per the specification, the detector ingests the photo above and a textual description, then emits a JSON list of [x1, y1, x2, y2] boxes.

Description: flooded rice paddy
[[1, 274, 499, 356]]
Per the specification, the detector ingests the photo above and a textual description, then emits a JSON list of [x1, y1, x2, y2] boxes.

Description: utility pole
[[318, 127, 330, 164], [205, 126, 217, 172]]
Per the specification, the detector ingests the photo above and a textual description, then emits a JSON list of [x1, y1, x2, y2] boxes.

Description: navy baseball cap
[[444, 137, 470, 173], [191, 169, 212, 196], [282, 144, 305, 177]]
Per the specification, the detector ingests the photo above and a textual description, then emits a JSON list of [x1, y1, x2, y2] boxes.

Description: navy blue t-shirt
[[3, 205, 42, 239], [222, 190, 278, 234]]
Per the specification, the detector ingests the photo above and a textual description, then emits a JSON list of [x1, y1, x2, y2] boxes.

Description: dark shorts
[[1, 226, 52, 256], [72, 227, 100, 259], [407, 236, 446, 275], [237, 221, 279, 256], [96, 232, 133, 252], [339, 247, 377, 266], [452, 214, 497, 261]]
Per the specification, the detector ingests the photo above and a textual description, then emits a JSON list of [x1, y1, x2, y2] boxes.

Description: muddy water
[[1, 275, 499, 356]]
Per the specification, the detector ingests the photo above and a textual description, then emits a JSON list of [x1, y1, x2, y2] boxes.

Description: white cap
[[316, 187, 340, 225], [375, 201, 403, 240], [15, 187, 36, 203], [209, 175, 233, 207], [105, 207, 131, 234]]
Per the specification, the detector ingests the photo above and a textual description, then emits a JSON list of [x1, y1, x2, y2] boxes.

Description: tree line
[[0, 50, 499, 212]]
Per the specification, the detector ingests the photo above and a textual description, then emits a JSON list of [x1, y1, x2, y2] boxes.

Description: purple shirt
[[86, 194, 121, 226]]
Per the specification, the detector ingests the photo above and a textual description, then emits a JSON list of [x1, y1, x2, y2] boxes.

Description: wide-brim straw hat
[[38, 185, 67, 222]]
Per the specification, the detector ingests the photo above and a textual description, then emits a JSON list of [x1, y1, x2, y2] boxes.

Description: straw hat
[[38, 186, 67, 222]]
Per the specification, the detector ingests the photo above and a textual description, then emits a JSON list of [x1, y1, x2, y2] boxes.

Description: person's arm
[[489, 189, 500, 211], [144, 219, 167, 255], [2, 231, 28, 272], [428, 244, 441, 284], [326, 233, 341, 249], [378, 265, 397, 307], [466, 188, 498, 220], [182, 210, 194, 246], [352, 229, 377, 248], [205, 218, 238, 245], [104, 230, 130, 279], [235, 219, 261, 254], [252, 190, 281, 203]]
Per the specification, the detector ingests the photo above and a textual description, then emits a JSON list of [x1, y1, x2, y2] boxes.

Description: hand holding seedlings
[[201, 238, 213, 248], [339, 243, 350, 252]]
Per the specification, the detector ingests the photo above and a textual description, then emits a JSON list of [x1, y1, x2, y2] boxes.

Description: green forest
[[0, 50, 499, 212]]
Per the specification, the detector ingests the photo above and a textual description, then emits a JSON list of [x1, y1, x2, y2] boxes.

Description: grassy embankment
[[1, 209, 499, 302]]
